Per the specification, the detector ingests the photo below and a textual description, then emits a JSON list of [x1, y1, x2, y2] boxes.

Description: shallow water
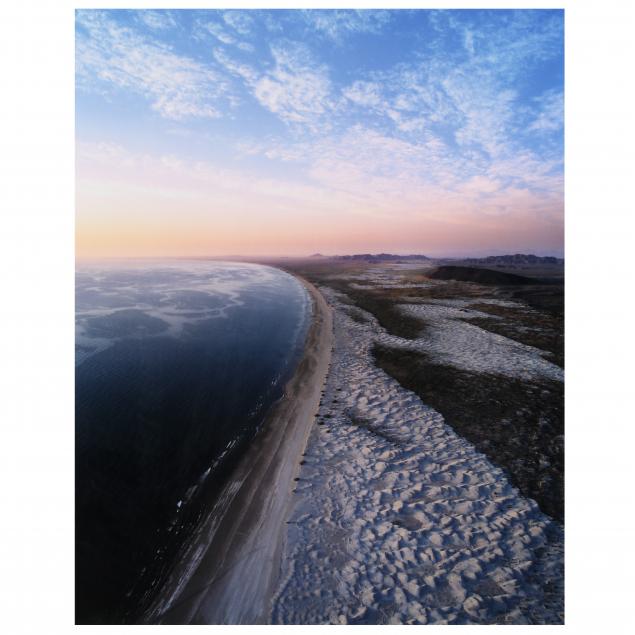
[[75, 261, 310, 624]]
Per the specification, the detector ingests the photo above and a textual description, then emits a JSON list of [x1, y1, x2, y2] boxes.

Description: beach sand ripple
[[271, 285, 563, 625]]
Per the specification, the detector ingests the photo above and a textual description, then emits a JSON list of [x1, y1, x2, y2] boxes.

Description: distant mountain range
[[308, 253, 562, 265], [456, 254, 564, 265], [309, 253, 430, 262]]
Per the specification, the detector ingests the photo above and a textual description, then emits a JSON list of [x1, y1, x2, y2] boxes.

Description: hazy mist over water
[[75, 261, 310, 623]]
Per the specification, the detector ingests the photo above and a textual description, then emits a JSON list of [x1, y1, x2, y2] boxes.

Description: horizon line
[[75, 250, 565, 262]]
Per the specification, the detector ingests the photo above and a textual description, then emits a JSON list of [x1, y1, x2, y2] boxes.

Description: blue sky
[[75, 9, 564, 258]]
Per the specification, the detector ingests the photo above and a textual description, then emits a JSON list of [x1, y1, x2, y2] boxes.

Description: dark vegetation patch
[[424, 266, 564, 317], [372, 344, 564, 523], [335, 253, 430, 263], [465, 304, 564, 369], [392, 515, 423, 531], [456, 254, 563, 267], [509, 284, 564, 316], [338, 286, 426, 339], [347, 411, 403, 446], [354, 273, 564, 367], [428, 265, 536, 286], [279, 261, 563, 364], [336, 280, 563, 365], [279, 261, 564, 522], [276, 262, 428, 339], [357, 282, 484, 303], [343, 306, 371, 324]]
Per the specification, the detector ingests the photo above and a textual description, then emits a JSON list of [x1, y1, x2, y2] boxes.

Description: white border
[[1, 1, 634, 633]]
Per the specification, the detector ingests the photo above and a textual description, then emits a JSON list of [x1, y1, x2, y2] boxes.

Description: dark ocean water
[[75, 261, 310, 624]]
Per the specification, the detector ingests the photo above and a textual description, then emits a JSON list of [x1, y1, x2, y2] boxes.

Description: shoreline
[[146, 275, 332, 624]]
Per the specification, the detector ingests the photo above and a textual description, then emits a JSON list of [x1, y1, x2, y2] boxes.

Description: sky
[[75, 9, 564, 258]]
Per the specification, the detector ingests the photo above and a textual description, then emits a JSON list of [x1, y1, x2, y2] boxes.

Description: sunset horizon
[[76, 9, 563, 260]]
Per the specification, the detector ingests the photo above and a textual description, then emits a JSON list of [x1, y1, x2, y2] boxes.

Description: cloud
[[302, 10, 391, 41], [136, 10, 176, 31], [324, 11, 563, 200], [211, 39, 337, 130], [202, 21, 236, 45], [78, 132, 563, 257], [76, 11, 231, 119], [448, 81, 518, 158], [76, 140, 128, 163], [528, 89, 564, 133], [429, 10, 563, 74], [242, 124, 454, 212], [343, 81, 382, 108], [460, 175, 502, 195], [252, 42, 336, 128], [213, 48, 259, 84], [222, 11, 254, 36], [237, 41, 255, 53], [463, 29, 475, 56], [77, 139, 361, 220], [194, 14, 256, 53], [207, 11, 563, 213]]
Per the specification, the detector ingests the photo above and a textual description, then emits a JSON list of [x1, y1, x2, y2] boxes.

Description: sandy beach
[[145, 276, 332, 624]]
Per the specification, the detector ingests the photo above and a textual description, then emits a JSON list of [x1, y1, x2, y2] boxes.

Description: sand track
[[146, 277, 332, 624]]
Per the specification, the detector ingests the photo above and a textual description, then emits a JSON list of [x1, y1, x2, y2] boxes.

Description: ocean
[[75, 261, 310, 624]]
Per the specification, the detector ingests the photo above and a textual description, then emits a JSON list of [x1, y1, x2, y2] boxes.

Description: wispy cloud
[[76, 140, 362, 220], [76, 10, 231, 119], [212, 48, 259, 84], [222, 11, 254, 36], [302, 9, 391, 42], [528, 89, 564, 132], [343, 81, 382, 108], [202, 20, 236, 45], [211, 38, 339, 130], [252, 41, 336, 128], [135, 10, 176, 31]]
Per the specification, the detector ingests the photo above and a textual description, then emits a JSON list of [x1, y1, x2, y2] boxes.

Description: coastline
[[146, 275, 333, 624]]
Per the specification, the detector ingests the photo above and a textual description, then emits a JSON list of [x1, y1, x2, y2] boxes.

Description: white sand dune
[[383, 302, 564, 382], [271, 284, 564, 625]]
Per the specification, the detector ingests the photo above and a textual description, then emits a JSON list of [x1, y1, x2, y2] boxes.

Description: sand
[[271, 282, 564, 625], [145, 277, 332, 624], [385, 302, 563, 382]]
